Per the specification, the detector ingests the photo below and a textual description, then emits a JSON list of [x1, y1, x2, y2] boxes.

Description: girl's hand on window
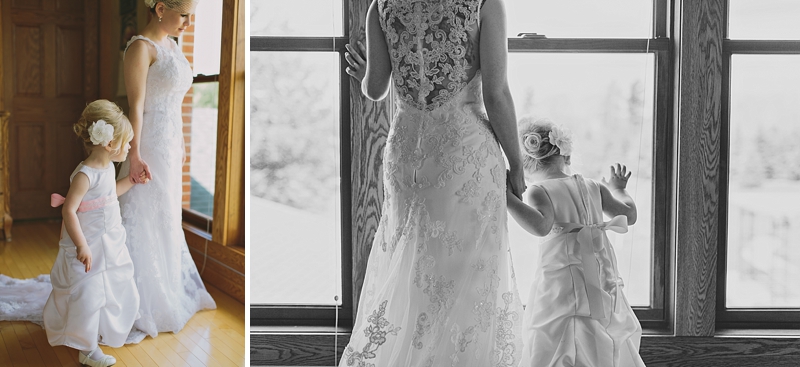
[[345, 41, 367, 82], [602, 163, 632, 191]]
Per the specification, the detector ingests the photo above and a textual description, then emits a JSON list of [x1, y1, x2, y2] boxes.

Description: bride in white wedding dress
[[120, 0, 216, 341], [340, 0, 526, 365]]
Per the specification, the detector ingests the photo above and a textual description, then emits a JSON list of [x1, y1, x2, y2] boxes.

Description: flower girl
[[506, 118, 646, 367], [43, 100, 143, 367]]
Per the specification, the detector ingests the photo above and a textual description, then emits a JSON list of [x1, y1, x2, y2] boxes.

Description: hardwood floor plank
[[114, 346, 143, 367], [23, 323, 61, 367], [0, 327, 15, 367]]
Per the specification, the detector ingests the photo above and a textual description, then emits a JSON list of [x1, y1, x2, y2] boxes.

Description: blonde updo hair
[[519, 117, 565, 174], [74, 100, 133, 156], [145, 0, 198, 13]]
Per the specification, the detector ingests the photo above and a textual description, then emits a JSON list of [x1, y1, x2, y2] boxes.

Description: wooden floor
[[0, 221, 246, 367]]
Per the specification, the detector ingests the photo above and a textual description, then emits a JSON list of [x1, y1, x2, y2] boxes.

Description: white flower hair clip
[[144, 0, 157, 8], [548, 125, 573, 156], [88, 120, 115, 147]]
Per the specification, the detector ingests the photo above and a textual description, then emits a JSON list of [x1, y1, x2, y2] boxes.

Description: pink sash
[[50, 193, 118, 239]]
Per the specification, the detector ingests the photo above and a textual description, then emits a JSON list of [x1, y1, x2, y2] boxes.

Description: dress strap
[[124, 35, 162, 61]]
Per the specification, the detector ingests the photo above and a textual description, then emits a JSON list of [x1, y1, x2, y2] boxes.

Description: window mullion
[[507, 38, 669, 53]]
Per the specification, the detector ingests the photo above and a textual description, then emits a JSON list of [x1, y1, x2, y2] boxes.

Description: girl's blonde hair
[[519, 117, 564, 174], [74, 100, 133, 156]]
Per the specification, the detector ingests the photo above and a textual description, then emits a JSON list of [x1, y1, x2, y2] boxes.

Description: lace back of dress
[[379, 0, 483, 110]]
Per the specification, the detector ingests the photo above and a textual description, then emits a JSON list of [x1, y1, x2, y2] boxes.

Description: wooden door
[[2, 0, 98, 219]]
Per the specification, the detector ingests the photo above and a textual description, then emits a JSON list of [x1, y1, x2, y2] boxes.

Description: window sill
[[250, 326, 350, 335], [715, 329, 800, 338]]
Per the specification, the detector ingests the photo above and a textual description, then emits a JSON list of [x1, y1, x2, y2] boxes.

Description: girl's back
[[535, 174, 604, 230], [521, 174, 645, 367]]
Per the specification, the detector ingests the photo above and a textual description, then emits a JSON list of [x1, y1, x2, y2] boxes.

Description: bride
[[120, 0, 215, 341], [340, 0, 525, 365]]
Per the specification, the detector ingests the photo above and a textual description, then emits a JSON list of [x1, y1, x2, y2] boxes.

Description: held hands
[[601, 163, 632, 191], [136, 171, 150, 184], [344, 41, 367, 82], [506, 168, 527, 200], [76, 244, 92, 273], [129, 155, 153, 184]]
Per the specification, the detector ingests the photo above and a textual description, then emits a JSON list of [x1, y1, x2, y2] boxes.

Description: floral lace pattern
[[345, 300, 401, 366], [378, 0, 484, 111]]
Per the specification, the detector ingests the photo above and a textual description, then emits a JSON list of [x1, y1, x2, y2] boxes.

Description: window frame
[[502, 0, 671, 330], [249, 2, 354, 327], [182, 73, 220, 229], [715, 1, 800, 329], [178, 0, 245, 251], [249, 0, 672, 331]]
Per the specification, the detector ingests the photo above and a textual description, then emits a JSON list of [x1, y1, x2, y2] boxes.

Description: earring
[[159, 17, 162, 22]]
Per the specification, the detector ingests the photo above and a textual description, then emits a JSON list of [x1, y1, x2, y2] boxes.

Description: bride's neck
[[140, 20, 170, 43]]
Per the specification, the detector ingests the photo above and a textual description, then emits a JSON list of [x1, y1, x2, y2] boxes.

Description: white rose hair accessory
[[144, 0, 157, 8], [548, 125, 573, 156], [88, 120, 115, 147]]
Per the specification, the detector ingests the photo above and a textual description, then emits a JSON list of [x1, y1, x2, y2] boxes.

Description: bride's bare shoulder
[[125, 38, 157, 65]]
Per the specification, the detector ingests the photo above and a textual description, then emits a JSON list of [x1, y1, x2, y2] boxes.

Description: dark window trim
[[193, 74, 220, 83], [716, 0, 800, 329], [182, 208, 213, 231]]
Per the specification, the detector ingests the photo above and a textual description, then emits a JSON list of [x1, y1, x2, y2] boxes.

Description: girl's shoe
[[78, 350, 116, 367]]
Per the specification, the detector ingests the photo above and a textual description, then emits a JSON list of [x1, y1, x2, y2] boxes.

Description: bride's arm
[[361, 0, 392, 100], [480, 0, 525, 199], [124, 40, 155, 183]]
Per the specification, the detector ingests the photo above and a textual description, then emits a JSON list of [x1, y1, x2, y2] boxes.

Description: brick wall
[[179, 24, 195, 209]]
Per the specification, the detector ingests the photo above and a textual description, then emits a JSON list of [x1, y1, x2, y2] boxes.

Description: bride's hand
[[345, 41, 367, 82], [129, 155, 152, 184], [508, 166, 527, 200]]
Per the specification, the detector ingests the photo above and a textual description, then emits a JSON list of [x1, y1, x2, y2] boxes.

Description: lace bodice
[[378, 0, 485, 111], [125, 36, 193, 115], [124, 35, 192, 164]]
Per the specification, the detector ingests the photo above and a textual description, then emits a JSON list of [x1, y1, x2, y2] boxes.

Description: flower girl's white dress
[[119, 35, 216, 341], [43, 163, 140, 350], [521, 174, 645, 367]]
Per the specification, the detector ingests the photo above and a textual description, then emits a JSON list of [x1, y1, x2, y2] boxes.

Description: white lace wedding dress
[[340, 1, 523, 366], [118, 35, 216, 342]]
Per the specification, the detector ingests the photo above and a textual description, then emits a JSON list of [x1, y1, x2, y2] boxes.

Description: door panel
[[3, 0, 97, 219]]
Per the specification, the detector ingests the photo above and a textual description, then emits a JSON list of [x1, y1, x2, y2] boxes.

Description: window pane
[[729, 0, 800, 40], [250, 0, 343, 37], [189, 82, 219, 217], [191, 0, 222, 75], [508, 53, 655, 307], [506, 0, 653, 39], [726, 55, 800, 308], [250, 52, 342, 305]]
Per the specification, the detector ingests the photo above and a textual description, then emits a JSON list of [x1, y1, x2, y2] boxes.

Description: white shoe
[[79, 350, 116, 367]]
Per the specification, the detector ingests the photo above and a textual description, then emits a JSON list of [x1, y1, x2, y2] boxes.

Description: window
[[717, 0, 800, 328], [504, 0, 671, 327], [181, 0, 223, 220], [250, 0, 351, 325], [250, 0, 672, 329]]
